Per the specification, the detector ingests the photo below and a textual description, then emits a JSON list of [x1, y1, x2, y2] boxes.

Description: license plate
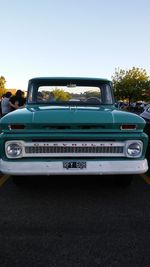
[[63, 161, 86, 169]]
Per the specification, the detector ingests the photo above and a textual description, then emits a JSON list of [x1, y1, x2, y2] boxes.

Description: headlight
[[126, 141, 142, 158], [6, 143, 23, 158]]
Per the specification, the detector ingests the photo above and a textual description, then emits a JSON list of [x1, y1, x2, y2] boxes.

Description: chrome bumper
[[0, 159, 148, 175]]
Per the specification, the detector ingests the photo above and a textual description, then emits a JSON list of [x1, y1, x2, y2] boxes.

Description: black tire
[[115, 175, 133, 187]]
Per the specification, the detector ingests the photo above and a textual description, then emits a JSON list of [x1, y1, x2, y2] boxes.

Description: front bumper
[[0, 159, 148, 176]]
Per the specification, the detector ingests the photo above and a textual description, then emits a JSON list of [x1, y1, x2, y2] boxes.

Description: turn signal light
[[9, 124, 25, 130], [121, 124, 137, 130]]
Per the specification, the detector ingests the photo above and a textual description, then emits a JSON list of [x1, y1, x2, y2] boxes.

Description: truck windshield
[[28, 83, 113, 105]]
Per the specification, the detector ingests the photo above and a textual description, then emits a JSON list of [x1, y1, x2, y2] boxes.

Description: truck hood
[[0, 105, 145, 130]]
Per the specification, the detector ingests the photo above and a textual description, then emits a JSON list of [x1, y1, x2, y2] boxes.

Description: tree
[[142, 80, 150, 102], [112, 67, 150, 105], [0, 76, 6, 97], [52, 89, 71, 101]]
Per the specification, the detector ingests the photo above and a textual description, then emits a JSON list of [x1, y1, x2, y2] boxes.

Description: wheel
[[115, 175, 133, 187]]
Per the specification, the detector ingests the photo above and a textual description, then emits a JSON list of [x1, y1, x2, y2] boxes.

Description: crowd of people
[[115, 101, 147, 114], [0, 90, 26, 117]]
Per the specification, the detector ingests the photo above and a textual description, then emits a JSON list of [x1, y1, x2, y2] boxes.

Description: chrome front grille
[[25, 146, 124, 154], [22, 141, 125, 157]]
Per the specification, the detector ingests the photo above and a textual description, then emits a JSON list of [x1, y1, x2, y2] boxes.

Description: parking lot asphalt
[[0, 174, 150, 266]]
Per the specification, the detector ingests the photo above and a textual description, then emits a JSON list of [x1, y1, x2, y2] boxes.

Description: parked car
[[140, 103, 150, 118], [0, 77, 148, 186]]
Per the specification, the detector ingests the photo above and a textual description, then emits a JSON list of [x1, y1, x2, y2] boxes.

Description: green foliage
[[52, 89, 71, 101], [35, 89, 71, 101], [0, 76, 6, 97], [143, 80, 150, 101], [112, 67, 150, 104]]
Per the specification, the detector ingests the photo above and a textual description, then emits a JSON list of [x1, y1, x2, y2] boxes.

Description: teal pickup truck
[[0, 77, 148, 185]]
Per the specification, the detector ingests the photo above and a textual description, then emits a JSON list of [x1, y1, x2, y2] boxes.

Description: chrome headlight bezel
[[125, 140, 143, 158], [5, 141, 23, 159]]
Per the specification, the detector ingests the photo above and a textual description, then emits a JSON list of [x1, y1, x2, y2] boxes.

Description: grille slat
[[25, 146, 124, 154]]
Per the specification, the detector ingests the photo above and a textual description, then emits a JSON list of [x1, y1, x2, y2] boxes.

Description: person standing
[[9, 90, 26, 111], [1, 92, 12, 117], [48, 92, 56, 102]]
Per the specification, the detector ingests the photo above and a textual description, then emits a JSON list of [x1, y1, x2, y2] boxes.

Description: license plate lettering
[[63, 161, 86, 169]]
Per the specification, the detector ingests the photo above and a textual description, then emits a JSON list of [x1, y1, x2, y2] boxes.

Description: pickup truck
[[0, 77, 148, 185]]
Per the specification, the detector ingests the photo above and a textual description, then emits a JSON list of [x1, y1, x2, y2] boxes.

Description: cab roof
[[29, 77, 111, 85]]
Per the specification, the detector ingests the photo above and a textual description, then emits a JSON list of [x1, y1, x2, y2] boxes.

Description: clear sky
[[0, 0, 150, 90]]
